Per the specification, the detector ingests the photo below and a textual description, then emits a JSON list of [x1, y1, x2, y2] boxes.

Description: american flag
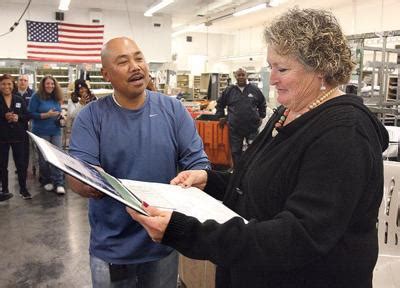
[[26, 20, 104, 63]]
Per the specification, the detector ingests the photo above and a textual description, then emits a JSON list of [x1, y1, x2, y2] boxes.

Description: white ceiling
[[11, 0, 353, 34]]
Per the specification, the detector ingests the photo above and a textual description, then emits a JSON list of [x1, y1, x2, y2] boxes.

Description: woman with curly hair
[[127, 8, 388, 288], [28, 75, 66, 195]]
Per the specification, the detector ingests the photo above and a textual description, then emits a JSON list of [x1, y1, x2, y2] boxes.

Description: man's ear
[[101, 68, 110, 82]]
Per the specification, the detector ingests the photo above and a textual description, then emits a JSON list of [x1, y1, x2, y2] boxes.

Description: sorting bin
[[196, 115, 232, 168], [178, 254, 216, 288]]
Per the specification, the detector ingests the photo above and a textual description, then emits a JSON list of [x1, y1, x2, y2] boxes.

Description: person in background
[[127, 8, 389, 288], [67, 79, 97, 128], [67, 37, 210, 288], [15, 74, 33, 176], [16, 74, 33, 107], [28, 75, 66, 195], [216, 67, 266, 168], [146, 77, 157, 92], [0, 74, 31, 200]]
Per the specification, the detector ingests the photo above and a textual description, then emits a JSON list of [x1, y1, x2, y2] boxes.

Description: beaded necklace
[[271, 87, 337, 137]]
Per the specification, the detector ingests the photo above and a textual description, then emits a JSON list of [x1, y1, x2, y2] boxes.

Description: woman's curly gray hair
[[264, 8, 354, 86]]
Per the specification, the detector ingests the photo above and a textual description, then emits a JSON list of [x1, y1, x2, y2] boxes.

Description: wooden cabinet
[[177, 74, 190, 94]]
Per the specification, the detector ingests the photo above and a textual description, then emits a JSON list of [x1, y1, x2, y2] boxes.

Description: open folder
[[28, 132, 246, 224]]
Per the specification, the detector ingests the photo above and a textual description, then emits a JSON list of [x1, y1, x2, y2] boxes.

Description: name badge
[[15, 103, 21, 108]]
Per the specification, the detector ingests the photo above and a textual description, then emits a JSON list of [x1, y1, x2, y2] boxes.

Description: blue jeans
[[90, 251, 178, 288], [37, 135, 64, 186]]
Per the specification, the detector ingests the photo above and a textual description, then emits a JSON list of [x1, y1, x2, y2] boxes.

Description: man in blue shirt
[[68, 37, 209, 288]]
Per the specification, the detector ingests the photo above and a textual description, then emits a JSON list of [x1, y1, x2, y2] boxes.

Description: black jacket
[[0, 94, 29, 143], [163, 95, 388, 288], [216, 84, 266, 136], [15, 87, 33, 107]]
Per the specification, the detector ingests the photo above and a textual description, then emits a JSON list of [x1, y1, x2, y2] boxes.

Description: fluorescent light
[[144, 0, 174, 17], [58, 0, 71, 11], [233, 3, 267, 17], [172, 24, 205, 37], [269, 0, 284, 7]]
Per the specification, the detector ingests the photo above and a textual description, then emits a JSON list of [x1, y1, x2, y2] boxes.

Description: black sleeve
[[204, 170, 232, 200], [256, 88, 266, 118], [162, 126, 376, 270], [17, 99, 30, 124], [215, 86, 230, 118]]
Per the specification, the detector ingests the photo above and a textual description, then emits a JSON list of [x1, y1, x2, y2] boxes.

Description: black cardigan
[[163, 95, 389, 288], [0, 94, 29, 143]]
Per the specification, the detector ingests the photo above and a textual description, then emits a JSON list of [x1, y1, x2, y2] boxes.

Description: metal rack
[[347, 30, 400, 125]]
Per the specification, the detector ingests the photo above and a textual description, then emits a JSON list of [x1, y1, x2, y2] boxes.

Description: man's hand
[[66, 174, 104, 199], [170, 170, 208, 190], [126, 204, 172, 243], [218, 117, 227, 129]]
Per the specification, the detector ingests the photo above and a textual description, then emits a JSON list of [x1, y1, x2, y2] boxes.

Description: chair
[[374, 161, 400, 287]]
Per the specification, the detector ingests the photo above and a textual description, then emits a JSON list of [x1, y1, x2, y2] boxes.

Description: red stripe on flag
[[58, 35, 103, 40], [59, 40, 103, 45], [58, 28, 104, 34], [28, 56, 101, 63], [59, 23, 104, 28], [27, 44, 100, 51], [28, 51, 100, 57]]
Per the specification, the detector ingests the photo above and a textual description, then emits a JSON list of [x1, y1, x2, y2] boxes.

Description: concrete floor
[[0, 160, 91, 288]]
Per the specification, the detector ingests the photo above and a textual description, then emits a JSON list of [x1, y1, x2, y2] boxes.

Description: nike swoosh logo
[[149, 114, 158, 117]]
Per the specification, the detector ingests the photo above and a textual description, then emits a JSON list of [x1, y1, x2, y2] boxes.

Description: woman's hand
[[44, 109, 60, 118], [126, 205, 172, 243], [170, 170, 208, 190], [79, 92, 89, 105]]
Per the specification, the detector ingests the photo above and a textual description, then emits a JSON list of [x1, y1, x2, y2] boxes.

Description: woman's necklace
[[271, 87, 337, 137]]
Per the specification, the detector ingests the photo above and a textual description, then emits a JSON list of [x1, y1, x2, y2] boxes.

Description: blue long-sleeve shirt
[[69, 90, 210, 264], [28, 93, 61, 136]]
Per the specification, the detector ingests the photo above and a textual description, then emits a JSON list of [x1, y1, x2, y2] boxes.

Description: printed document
[[28, 132, 246, 224]]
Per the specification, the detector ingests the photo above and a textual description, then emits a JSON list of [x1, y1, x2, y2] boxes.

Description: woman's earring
[[320, 80, 326, 91]]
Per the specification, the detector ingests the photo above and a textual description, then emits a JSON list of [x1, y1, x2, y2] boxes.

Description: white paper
[[28, 131, 246, 224], [121, 179, 247, 224]]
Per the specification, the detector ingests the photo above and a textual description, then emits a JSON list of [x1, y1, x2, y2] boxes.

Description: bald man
[[216, 68, 266, 168], [68, 37, 210, 287], [15, 74, 33, 181]]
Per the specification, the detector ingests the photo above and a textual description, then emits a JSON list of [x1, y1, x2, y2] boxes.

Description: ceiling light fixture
[[233, 3, 267, 17], [144, 0, 174, 17], [58, 0, 71, 11]]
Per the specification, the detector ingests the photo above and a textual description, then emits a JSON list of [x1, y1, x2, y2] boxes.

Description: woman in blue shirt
[[28, 75, 65, 194]]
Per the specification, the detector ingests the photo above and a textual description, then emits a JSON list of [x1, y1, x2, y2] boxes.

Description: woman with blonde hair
[[28, 75, 66, 195], [128, 8, 388, 288]]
